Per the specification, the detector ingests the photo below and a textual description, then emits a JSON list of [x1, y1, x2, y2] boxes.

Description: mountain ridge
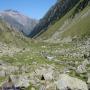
[[0, 9, 38, 35]]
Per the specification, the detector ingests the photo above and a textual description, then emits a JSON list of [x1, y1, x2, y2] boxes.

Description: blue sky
[[0, 0, 56, 19]]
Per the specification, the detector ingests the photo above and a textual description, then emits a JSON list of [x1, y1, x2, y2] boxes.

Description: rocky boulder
[[56, 74, 88, 90], [10, 75, 30, 88], [35, 66, 54, 80]]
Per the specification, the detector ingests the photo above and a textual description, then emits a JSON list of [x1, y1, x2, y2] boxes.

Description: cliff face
[[29, 0, 79, 38]]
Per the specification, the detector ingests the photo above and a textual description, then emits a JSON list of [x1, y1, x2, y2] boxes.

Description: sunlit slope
[[0, 19, 31, 47]]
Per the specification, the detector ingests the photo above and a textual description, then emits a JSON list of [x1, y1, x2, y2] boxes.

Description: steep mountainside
[[29, 0, 80, 37], [0, 10, 38, 35], [38, 0, 90, 42], [29, 0, 90, 42]]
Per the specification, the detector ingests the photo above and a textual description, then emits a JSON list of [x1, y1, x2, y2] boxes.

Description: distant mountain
[[0, 9, 38, 35]]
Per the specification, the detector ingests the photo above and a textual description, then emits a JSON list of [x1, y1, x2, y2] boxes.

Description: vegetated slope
[[0, 19, 32, 47], [29, 0, 80, 38], [0, 10, 38, 36], [38, 0, 90, 42], [61, 6, 90, 39], [30, 0, 90, 43]]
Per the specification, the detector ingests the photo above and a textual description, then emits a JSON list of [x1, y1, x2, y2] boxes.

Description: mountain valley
[[0, 0, 90, 90]]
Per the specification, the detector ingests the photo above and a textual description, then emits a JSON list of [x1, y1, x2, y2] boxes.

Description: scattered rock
[[76, 64, 87, 73], [76, 59, 89, 74]]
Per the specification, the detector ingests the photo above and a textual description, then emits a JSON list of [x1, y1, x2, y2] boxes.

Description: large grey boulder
[[10, 75, 30, 88], [35, 66, 54, 80], [56, 74, 88, 90]]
